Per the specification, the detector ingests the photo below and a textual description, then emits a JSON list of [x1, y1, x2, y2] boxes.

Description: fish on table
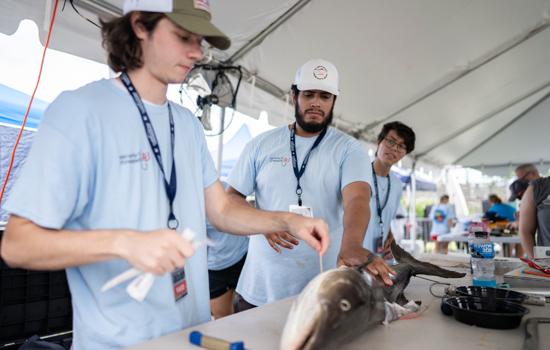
[[281, 241, 466, 350]]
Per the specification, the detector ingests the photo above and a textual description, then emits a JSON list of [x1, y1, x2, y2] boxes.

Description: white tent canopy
[[1, 0, 550, 176]]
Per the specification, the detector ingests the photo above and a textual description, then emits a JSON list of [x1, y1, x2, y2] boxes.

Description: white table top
[[127, 270, 549, 350], [438, 232, 520, 244]]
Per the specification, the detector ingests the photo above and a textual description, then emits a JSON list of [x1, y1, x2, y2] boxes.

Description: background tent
[[1, 0, 550, 176], [210, 124, 252, 180], [392, 168, 438, 192], [0, 84, 47, 129]]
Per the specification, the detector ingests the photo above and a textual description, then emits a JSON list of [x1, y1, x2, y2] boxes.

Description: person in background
[[0, 2, 329, 348], [227, 58, 395, 311], [519, 176, 550, 258], [363, 122, 416, 260], [206, 182, 248, 319], [429, 194, 455, 254], [514, 163, 541, 185], [485, 194, 516, 222], [508, 163, 541, 257]]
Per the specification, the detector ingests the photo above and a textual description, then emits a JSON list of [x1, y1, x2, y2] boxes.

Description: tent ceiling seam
[[227, 0, 313, 63], [355, 17, 550, 136], [467, 160, 550, 169], [415, 79, 550, 158], [453, 90, 550, 164]]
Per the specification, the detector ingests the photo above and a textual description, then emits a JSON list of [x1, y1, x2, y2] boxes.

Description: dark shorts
[[208, 254, 247, 299]]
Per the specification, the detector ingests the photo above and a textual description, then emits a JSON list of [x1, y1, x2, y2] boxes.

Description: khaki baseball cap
[[294, 58, 339, 96], [123, 0, 230, 50]]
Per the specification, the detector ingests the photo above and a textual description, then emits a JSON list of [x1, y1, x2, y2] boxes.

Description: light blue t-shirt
[[2, 79, 218, 350], [206, 221, 248, 270], [363, 168, 403, 252], [429, 203, 456, 235], [206, 181, 248, 270], [228, 126, 370, 306]]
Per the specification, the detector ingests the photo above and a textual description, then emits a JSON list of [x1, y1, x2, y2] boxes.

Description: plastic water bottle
[[468, 224, 496, 287]]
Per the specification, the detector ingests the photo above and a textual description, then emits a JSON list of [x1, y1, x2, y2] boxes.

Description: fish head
[[280, 267, 378, 350]]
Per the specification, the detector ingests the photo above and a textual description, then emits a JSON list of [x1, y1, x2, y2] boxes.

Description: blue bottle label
[[470, 242, 494, 259]]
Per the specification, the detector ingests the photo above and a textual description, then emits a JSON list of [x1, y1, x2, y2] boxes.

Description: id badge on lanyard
[[373, 224, 384, 256], [289, 204, 314, 218], [172, 267, 188, 302]]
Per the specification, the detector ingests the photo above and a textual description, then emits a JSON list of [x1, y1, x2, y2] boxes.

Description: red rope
[[0, 0, 60, 205]]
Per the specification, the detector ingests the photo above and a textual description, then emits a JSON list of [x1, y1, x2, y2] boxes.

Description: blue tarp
[[0, 84, 48, 128]]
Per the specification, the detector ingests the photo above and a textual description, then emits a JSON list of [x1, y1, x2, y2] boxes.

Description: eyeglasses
[[383, 137, 407, 153]]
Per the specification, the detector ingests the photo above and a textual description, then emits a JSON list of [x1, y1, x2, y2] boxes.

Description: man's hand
[[364, 255, 396, 286], [285, 214, 330, 256], [338, 245, 395, 286], [117, 229, 195, 276], [265, 232, 299, 253]]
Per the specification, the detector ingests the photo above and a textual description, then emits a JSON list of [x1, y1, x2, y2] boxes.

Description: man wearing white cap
[[227, 59, 396, 310], [0, 1, 329, 349]]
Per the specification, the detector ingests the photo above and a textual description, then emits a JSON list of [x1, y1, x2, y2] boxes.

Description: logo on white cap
[[312, 66, 328, 80], [294, 59, 339, 96], [123, 0, 173, 15]]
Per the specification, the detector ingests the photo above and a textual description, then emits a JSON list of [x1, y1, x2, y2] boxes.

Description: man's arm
[[1, 215, 194, 274], [206, 181, 328, 255], [519, 185, 537, 259], [337, 181, 395, 285], [226, 186, 299, 253]]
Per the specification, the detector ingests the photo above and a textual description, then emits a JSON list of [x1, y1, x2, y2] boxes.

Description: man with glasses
[[508, 164, 541, 257], [510, 163, 541, 202], [363, 121, 416, 258]]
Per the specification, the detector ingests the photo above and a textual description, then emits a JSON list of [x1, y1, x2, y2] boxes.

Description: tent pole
[[408, 160, 418, 254], [454, 90, 550, 164], [216, 107, 226, 177], [74, 0, 121, 18]]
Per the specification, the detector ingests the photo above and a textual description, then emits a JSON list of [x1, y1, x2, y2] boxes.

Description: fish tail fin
[[390, 240, 465, 278]]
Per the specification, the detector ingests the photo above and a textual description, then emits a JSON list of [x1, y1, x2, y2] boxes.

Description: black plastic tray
[[442, 296, 529, 329], [455, 286, 527, 303]]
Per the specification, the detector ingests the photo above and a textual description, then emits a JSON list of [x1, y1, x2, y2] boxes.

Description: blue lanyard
[[289, 123, 328, 206], [371, 162, 390, 233], [120, 72, 179, 230]]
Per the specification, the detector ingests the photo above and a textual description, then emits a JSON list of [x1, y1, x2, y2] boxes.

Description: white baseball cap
[[123, 0, 230, 50], [294, 58, 339, 96]]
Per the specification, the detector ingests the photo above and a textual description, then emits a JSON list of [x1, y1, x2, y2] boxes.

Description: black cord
[[204, 108, 236, 137], [64, 0, 101, 29], [415, 276, 451, 298]]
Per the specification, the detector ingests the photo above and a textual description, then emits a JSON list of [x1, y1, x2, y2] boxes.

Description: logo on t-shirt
[[269, 156, 290, 167], [119, 151, 151, 170], [434, 209, 447, 223]]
